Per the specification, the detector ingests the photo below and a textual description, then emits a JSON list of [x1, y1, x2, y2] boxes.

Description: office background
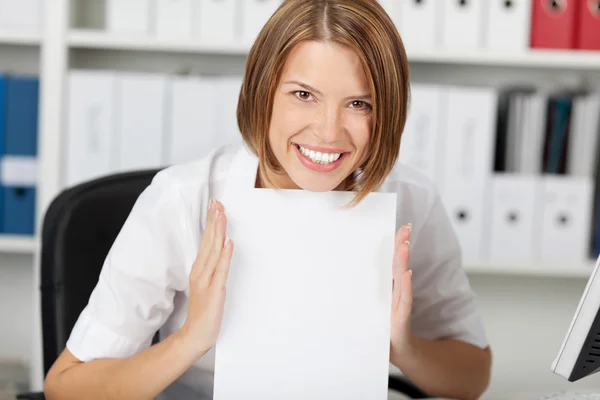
[[0, 0, 600, 399]]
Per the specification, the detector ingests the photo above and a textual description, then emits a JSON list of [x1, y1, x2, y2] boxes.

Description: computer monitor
[[552, 255, 600, 382]]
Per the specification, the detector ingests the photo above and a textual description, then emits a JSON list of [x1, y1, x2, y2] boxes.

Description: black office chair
[[17, 169, 431, 399]]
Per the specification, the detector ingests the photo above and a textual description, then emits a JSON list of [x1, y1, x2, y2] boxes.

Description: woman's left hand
[[390, 224, 414, 359]]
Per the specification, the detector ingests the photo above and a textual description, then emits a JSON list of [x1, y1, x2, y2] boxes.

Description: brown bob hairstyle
[[237, 0, 410, 206]]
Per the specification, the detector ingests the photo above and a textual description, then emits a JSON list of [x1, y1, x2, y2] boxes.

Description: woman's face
[[264, 40, 373, 192]]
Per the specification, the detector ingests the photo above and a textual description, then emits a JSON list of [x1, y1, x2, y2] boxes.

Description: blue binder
[[3, 75, 39, 235], [0, 75, 6, 233]]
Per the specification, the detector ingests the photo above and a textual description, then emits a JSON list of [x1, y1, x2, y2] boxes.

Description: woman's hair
[[237, 0, 410, 206]]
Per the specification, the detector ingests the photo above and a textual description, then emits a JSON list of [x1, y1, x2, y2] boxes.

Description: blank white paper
[[214, 188, 397, 400]]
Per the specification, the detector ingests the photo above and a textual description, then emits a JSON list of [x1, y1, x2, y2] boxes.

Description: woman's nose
[[315, 108, 343, 143]]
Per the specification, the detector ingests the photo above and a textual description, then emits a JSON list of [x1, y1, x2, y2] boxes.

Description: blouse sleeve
[[66, 171, 192, 362], [408, 194, 489, 350]]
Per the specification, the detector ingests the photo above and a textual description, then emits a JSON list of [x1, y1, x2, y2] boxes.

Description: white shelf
[[406, 48, 600, 70], [68, 29, 249, 55], [67, 30, 600, 70], [0, 236, 37, 254], [465, 260, 596, 279], [0, 30, 41, 46]]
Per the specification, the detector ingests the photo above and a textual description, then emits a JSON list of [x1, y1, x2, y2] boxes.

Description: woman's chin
[[289, 174, 347, 193]]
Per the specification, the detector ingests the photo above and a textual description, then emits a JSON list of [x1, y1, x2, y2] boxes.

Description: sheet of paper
[[214, 188, 397, 400]]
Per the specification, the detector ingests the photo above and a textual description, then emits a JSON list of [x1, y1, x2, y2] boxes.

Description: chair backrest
[[39, 169, 161, 376]]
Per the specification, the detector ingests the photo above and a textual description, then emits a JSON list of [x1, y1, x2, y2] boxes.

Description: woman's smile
[[292, 143, 349, 173]]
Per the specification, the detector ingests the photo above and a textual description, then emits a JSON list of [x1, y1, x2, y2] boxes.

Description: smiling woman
[[43, 1, 491, 400], [238, 0, 409, 202]]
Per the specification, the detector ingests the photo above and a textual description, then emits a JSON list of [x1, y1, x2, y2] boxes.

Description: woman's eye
[[295, 91, 312, 101], [351, 100, 372, 110]]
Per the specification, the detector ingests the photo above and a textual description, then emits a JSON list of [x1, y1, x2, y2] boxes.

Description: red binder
[[530, 0, 579, 49], [576, 0, 600, 50]]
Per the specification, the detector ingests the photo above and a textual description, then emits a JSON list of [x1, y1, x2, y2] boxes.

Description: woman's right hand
[[179, 199, 234, 359]]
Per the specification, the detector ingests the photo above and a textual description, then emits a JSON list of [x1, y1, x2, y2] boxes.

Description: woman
[[44, 1, 492, 399]]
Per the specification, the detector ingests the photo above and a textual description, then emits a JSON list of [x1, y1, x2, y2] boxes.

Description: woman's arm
[[45, 200, 233, 400], [389, 195, 492, 400], [391, 336, 492, 400], [45, 328, 204, 400]]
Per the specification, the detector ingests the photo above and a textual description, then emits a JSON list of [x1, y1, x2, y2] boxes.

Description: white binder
[[441, 0, 487, 50], [486, 0, 532, 51], [241, 0, 282, 45], [400, 0, 441, 52], [442, 180, 492, 264], [115, 73, 168, 172], [398, 84, 446, 187], [440, 86, 498, 263], [167, 75, 219, 165], [536, 176, 595, 265], [65, 71, 117, 187], [155, 0, 193, 38], [195, 0, 237, 43], [489, 175, 539, 263], [441, 86, 498, 187], [105, 0, 151, 34]]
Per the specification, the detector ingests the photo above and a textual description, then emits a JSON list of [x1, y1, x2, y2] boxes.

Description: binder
[[398, 84, 446, 187], [575, 0, 600, 50], [536, 176, 595, 265], [115, 73, 168, 172], [399, 0, 440, 51], [3, 76, 39, 235], [530, 0, 579, 49], [1, 157, 37, 235], [65, 71, 117, 187], [0, 0, 42, 30], [520, 91, 550, 175], [440, 86, 498, 263], [195, 0, 237, 43], [155, 0, 193, 39], [442, 180, 492, 264], [241, 0, 282, 45], [105, 0, 151, 34], [441, 0, 487, 50], [486, 0, 533, 51], [542, 94, 573, 175], [442, 86, 498, 187], [489, 175, 538, 263], [167, 75, 218, 164], [567, 94, 600, 178], [0, 75, 6, 232]]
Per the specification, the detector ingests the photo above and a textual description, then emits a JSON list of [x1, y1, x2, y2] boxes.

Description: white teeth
[[297, 145, 342, 165]]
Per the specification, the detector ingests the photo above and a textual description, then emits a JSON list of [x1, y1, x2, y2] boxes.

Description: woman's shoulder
[[154, 145, 241, 191]]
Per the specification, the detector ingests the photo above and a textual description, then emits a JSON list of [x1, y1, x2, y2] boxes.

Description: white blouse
[[66, 144, 488, 399]]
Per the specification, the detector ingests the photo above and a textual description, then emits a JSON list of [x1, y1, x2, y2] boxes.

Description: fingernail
[[225, 236, 230, 245], [404, 240, 410, 247], [406, 223, 412, 232], [409, 269, 413, 276]]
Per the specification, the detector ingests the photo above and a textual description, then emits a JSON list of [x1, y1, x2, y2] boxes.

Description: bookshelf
[[465, 261, 596, 279], [0, 30, 41, 46], [0, 236, 37, 254], [66, 29, 600, 71]]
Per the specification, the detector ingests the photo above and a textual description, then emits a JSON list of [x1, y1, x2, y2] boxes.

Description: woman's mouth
[[293, 144, 348, 172], [296, 144, 342, 165]]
